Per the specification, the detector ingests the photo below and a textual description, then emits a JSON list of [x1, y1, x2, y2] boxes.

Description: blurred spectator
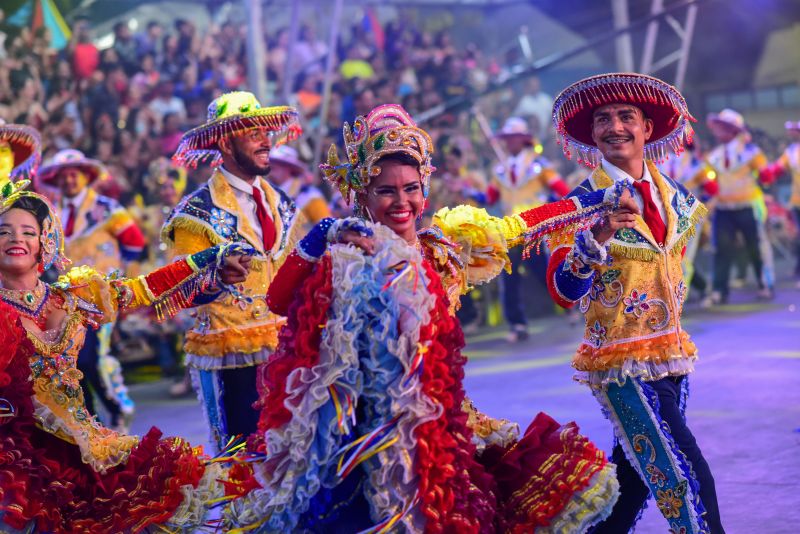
[[148, 80, 187, 131], [113, 21, 139, 75], [512, 76, 553, 140]]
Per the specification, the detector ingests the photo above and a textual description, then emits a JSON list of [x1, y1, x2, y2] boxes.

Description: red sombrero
[[552, 73, 695, 167], [37, 149, 108, 186], [0, 122, 42, 180]]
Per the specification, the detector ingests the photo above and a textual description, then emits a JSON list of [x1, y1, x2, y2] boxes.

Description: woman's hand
[[218, 254, 251, 285], [336, 231, 376, 255], [592, 187, 640, 243]]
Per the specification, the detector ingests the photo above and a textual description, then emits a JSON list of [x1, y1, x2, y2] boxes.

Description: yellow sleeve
[[750, 150, 768, 172], [432, 205, 524, 287], [169, 225, 214, 259], [303, 198, 332, 225], [57, 266, 153, 323]]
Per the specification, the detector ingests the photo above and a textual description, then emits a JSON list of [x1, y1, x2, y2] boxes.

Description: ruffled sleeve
[[57, 244, 233, 324], [430, 189, 610, 290]]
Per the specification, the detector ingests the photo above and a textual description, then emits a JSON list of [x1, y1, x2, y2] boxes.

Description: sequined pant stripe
[[594, 377, 708, 534], [190, 367, 228, 453]]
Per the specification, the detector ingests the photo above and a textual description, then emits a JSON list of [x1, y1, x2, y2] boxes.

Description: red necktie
[[509, 163, 517, 185], [64, 204, 76, 238], [252, 185, 276, 251], [632, 180, 667, 246]]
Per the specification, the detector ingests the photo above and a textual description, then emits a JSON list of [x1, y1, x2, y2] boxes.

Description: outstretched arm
[[59, 243, 254, 323]]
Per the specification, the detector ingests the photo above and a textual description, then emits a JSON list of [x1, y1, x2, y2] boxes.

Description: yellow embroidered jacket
[[491, 148, 566, 214], [162, 170, 307, 370], [700, 135, 768, 209], [63, 188, 146, 275], [775, 142, 800, 207], [547, 162, 708, 387]]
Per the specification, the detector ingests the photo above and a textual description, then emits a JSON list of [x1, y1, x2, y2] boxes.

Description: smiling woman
[[0, 164, 258, 532]]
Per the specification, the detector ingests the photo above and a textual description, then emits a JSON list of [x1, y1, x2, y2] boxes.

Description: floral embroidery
[[209, 208, 235, 238], [646, 464, 668, 487], [676, 280, 687, 304], [623, 289, 650, 317], [656, 488, 684, 519], [669, 524, 688, 534], [600, 269, 621, 284], [676, 216, 690, 234], [587, 320, 607, 348], [615, 227, 644, 244]]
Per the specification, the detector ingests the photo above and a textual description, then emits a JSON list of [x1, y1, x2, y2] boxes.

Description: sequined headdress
[[552, 73, 695, 167], [0, 121, 42, 181], [0, 178, 69, 272], [172, 91, 302, 167], [320, 104, 435, 206]]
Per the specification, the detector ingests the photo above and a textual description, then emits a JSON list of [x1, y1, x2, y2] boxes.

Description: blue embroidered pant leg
[[591, 376, 720, 534], [77, 325, 122, 426], [190, 365, 260, 452]]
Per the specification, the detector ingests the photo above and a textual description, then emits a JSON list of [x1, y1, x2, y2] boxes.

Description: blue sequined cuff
[[298, 217, 336, 261]]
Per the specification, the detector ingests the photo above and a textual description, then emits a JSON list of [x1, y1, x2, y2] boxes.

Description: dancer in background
[[37, 149, 146, 430], [489, 117, 571, 341]]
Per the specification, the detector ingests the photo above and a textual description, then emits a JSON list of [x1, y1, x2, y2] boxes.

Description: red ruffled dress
[[0, 260, 226, 533], [226, 201, 620, 533]]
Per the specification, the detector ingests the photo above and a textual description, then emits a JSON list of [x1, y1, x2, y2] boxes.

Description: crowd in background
[[1, 8, 797, 373]]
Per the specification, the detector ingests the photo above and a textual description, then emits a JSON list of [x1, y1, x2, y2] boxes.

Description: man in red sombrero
[[547, 74, 723, 533], [489, 116, 571, 342], [164, 91, 306, 449], [37, 148, 147, 431]]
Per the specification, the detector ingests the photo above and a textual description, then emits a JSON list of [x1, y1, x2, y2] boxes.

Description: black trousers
[[500, 247, 548, 327], [219, 365, 261, 437], [592, 377, 724, 534], [77, 327, 122, 426], [712, 207, 764, 297]]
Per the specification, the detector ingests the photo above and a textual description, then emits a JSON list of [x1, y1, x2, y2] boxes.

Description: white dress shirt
[[60, 187, 88, 226], [601, 158, 667, 223], [219, 166, 272, 244]]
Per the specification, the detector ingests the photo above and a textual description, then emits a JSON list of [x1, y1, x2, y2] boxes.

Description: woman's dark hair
[[375, 152, 420, 169], [8, 196, 50, 230]]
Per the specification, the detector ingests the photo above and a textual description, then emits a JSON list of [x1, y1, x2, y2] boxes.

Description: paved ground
[[129, 282, 800, 533]]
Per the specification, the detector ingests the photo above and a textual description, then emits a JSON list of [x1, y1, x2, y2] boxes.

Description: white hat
[[707, 108, 745, 132], [269, 145, 306, 172], [495, 117, 533, 140]]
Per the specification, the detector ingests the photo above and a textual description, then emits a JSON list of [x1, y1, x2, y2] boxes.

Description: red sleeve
[[701, 180, 719, 197], [486, 184, 500, 205], [546, 246, 576, 309], [548, 178, 571, 198], [117, 223, 147, 250], [266, 250, 317, 317]]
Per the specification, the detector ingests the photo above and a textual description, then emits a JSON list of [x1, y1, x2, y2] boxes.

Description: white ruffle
[[184, 348, 272, 370], [165, 462, 226, 528], [574, 357, 696, 389]]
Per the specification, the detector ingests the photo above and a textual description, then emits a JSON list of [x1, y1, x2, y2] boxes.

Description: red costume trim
[[142, 258, 196, 298], [0, 302, 207, 534]]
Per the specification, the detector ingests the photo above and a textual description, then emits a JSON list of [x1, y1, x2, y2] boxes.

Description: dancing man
[[547, 73, 723, 533], [165, 91, 305, 449]]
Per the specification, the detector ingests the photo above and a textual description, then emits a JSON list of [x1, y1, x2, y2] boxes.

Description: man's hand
[[337, 231, 376, 255], [592, 187, 640, 243], [218, 254, 251, 285]]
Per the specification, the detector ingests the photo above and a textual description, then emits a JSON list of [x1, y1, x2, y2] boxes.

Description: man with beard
[[164, 91, 305, 448]]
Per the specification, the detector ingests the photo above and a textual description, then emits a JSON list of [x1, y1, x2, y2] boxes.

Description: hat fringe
[[0, 124, 41, 180], [553, 73, 695, 167], [173, 110, 301, 168]]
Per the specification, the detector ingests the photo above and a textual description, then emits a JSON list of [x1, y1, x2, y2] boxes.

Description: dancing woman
[[226, 105, 640, 533], [0, 123, 252, 533]]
